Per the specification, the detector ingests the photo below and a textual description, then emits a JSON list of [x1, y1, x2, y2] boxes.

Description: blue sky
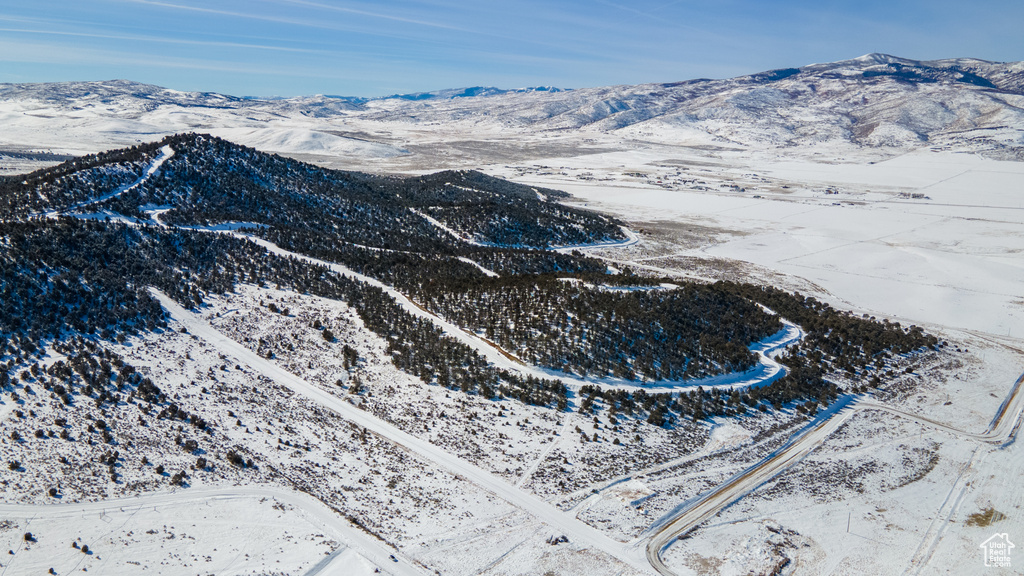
[[1, 0, 1022, 97]]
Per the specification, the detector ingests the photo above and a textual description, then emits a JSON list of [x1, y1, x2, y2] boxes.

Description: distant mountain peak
[[378, 85, 566, 101], [853, 53, 915, 65]]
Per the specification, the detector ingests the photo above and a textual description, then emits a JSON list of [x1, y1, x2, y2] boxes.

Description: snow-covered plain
[[0, 488, 395, 576], [494, 148, 1024, 338]]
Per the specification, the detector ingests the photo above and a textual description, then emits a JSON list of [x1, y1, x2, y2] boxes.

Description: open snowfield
[[490, 147, 1024, 338], [0, 488, 385, 576]]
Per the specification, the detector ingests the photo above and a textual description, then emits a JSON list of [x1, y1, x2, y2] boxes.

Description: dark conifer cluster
[[85, 133, 624, 251], [256, 226, 609, 290], [5, 337, 164, 423], [411, 275, 781, 380], [0, 219, 567, 408], [0, 141, 165, 217], [717, 282, 939, 375]]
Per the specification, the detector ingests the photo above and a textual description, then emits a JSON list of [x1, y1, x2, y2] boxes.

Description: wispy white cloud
[[114, 0, 452, 36], [106, 0, 513, 55], [272, 0, 464, 31], [0, 38, 395, 82], [0, 27, 323, 54], [109, 0, 609, 59]]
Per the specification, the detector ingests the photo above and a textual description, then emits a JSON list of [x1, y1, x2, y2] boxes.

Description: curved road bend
[[234, 233, 803, 395], [644, 370, 1024, 575]]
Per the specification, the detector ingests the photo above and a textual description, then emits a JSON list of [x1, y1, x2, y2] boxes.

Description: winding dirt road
[[237, 233, 804, 395]]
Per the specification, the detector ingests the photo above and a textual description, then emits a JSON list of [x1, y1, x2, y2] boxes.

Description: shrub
[[226, 450, 245, 467]]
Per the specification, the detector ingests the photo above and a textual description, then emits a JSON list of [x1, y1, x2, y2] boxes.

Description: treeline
[[86, 133, 623, 251], [257, 225, 609, 290], [717, 282, 938, 374], [339, 280, 568, 407], [0, 141, 165, 217], [398, 170, 621, 248], [0, 133, 624, 252], [0, 219, 568, 408], [410, 275, 780, 381], [575, 364, 839, 426], [2, 337, 166, 434], [0, 219, 168, 344]]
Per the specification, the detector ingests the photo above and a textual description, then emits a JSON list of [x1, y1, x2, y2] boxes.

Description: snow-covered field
[[492, 147, 1024, 339], [0, 488, 389, 576]]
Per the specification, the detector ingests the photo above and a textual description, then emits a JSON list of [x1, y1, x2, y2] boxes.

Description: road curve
[[643, 398, 861, 575], [644, 370, 1024, 575], [552, 225, 640, 254], [237, 233, 803, 395]]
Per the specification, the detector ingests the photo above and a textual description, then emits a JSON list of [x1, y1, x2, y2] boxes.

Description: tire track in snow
[[0, 486, 425, 576], [48, 145, 175, 217], [903, 446, 983, 576]]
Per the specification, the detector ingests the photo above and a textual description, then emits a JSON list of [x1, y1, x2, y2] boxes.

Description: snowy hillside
[[2, 54, 1024, 174], [359, 53, 1024, 158]]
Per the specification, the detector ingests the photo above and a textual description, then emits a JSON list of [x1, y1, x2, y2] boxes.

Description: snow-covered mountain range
[[2, 53, 1023, 171]]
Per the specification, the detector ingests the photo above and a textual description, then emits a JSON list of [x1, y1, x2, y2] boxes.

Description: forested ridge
[[0, 143, 161, 217], [0, 134, 939, 426], [0, 219, 566, 406]]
